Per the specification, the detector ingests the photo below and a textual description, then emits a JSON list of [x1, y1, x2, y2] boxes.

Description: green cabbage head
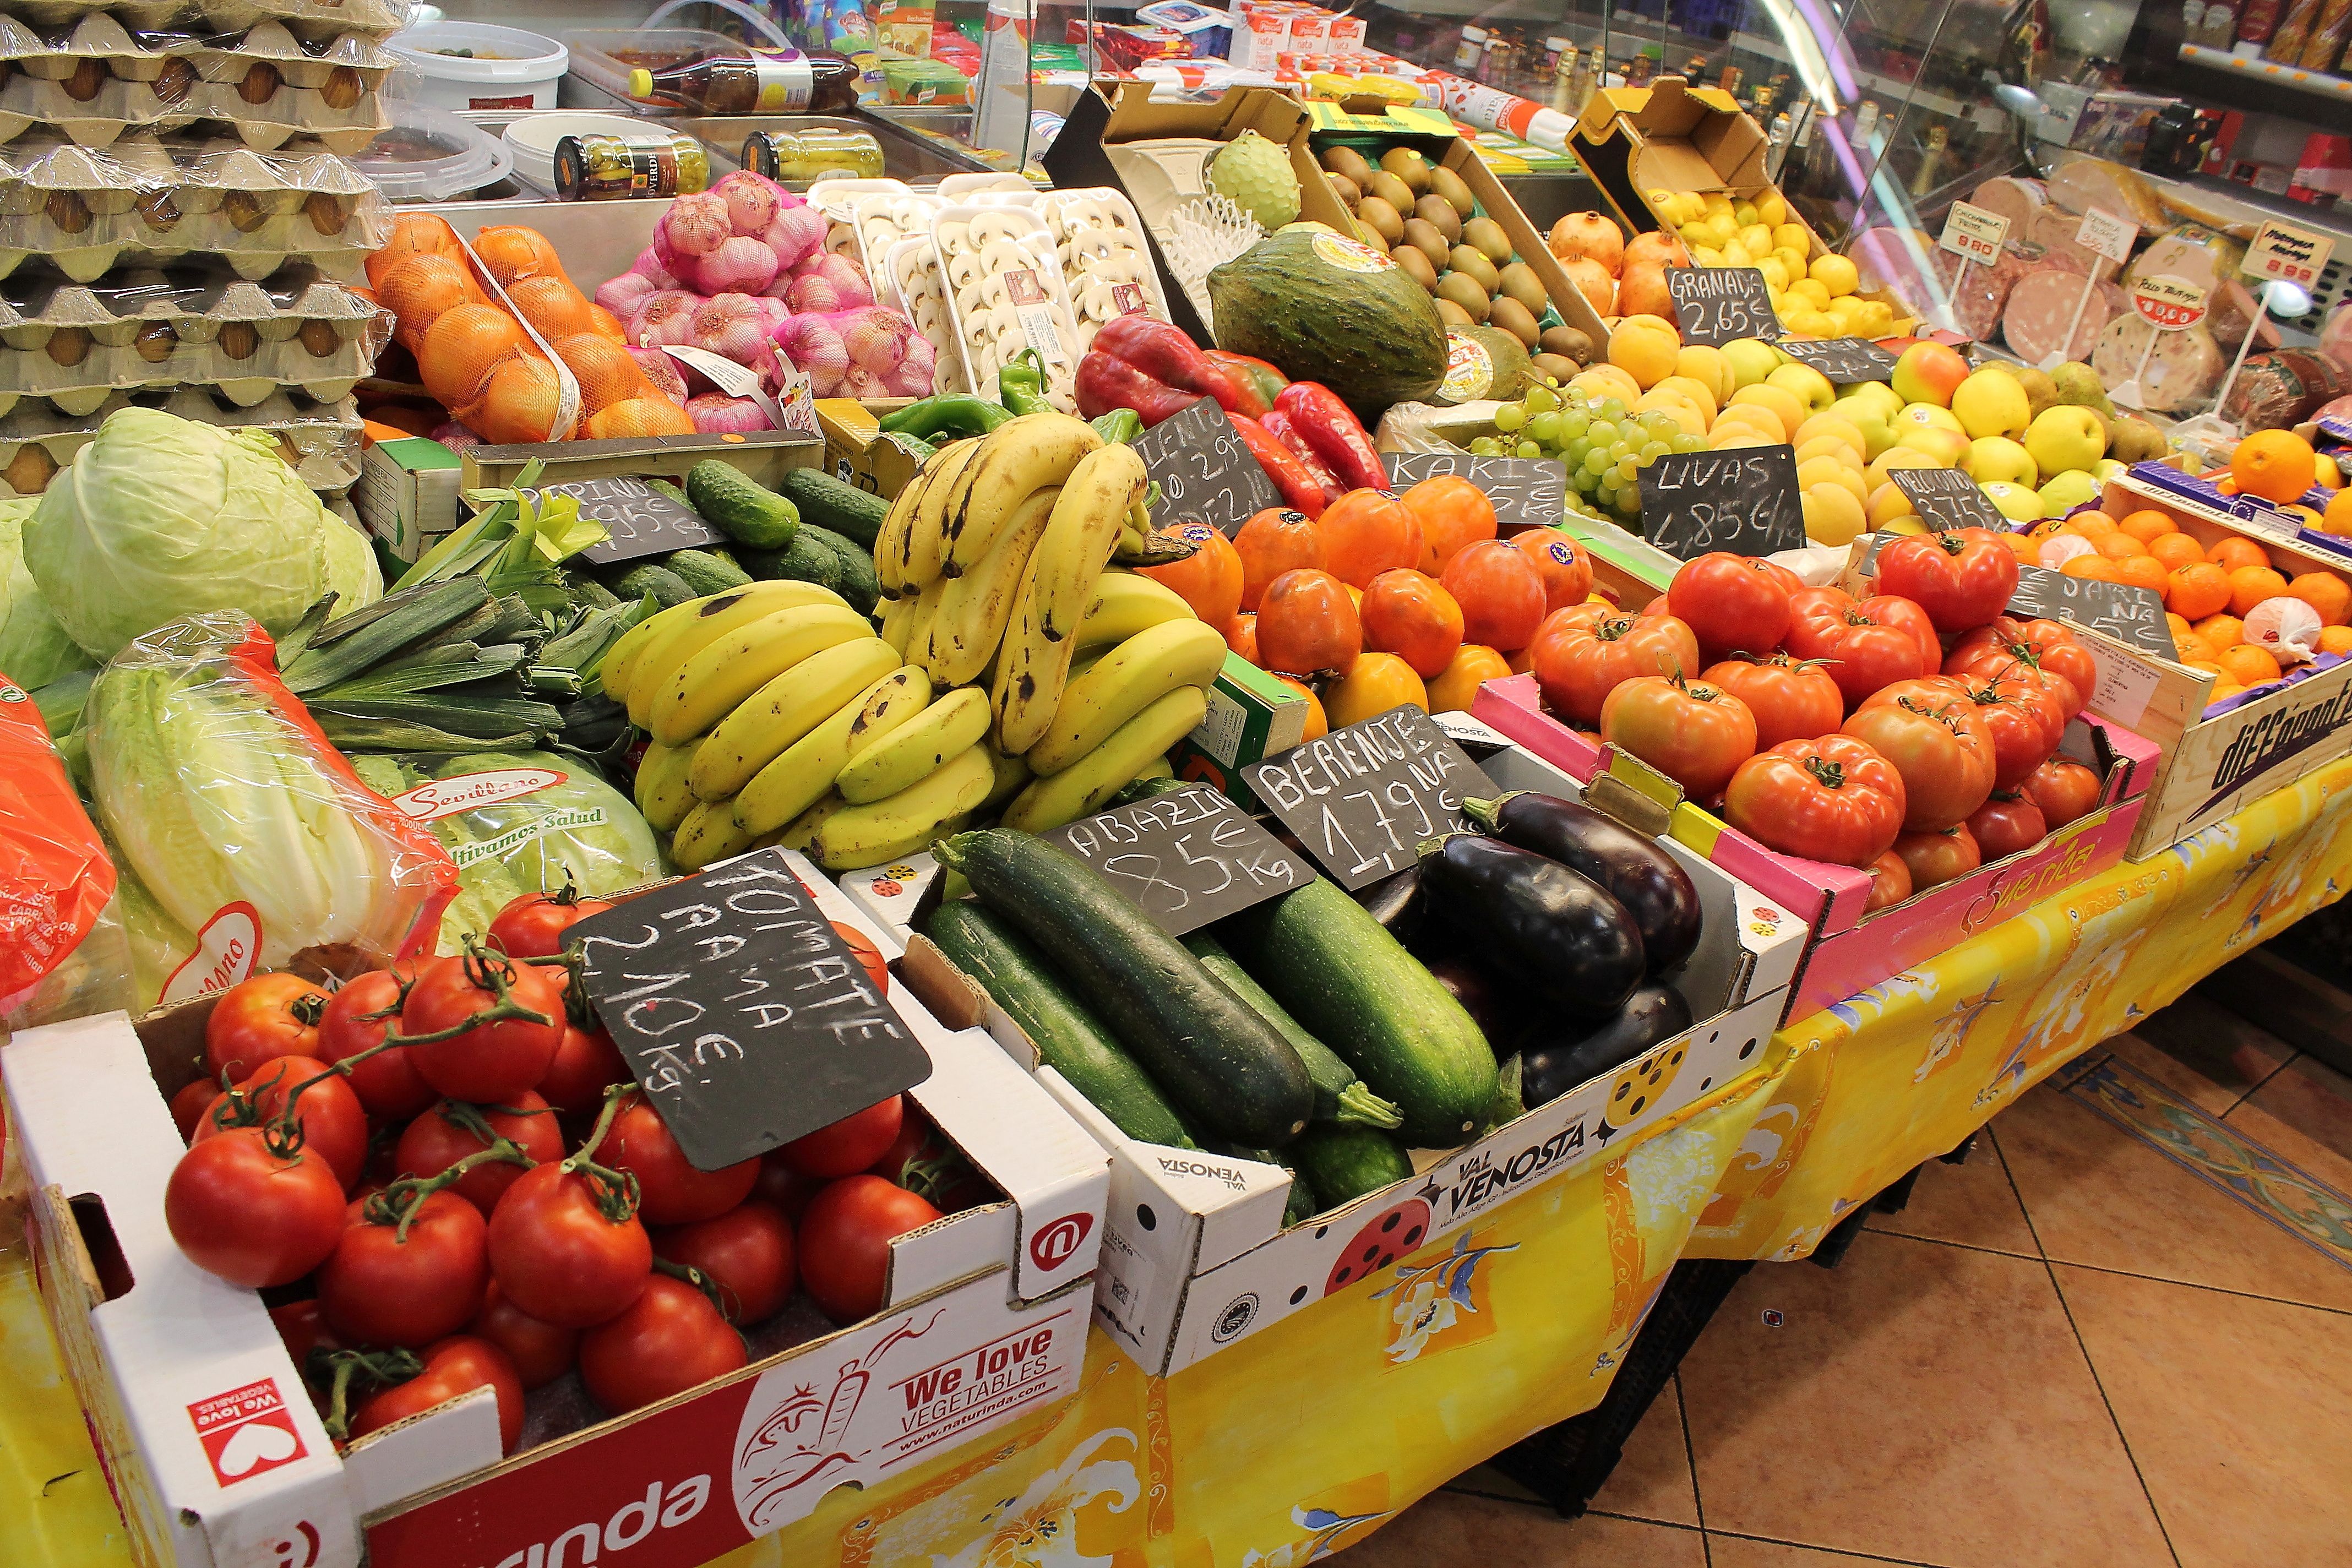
[[0, 496, 93, 688]]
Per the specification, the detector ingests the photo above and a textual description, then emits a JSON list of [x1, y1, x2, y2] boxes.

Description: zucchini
[[1220, 1145, 1316, 1226], [800, 522, 880, 614], [610, 561, 695, 609], [1185, 933, 1401, 1131], [776, 467, 890, 549], [1223, 880, 1498, 1147], [933, 830, 1316, 1147], [923, 901, 1194, 1148], [685, 460, 799, 550], [1288, 1125, 1414, 1211], [565, 569, 622, 610], [665, 547, 753, 595]]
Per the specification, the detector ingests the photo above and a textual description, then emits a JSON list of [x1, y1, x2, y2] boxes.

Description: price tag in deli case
[[1129, 395, 1283, 538], [1638, 444, 1807, 560], [2242, 220, 2334, 289], [1663, 266, 1781, 347], [1043, 783, 1315, 935], [569, 848, 932, 1169], [2131, 275, 2207, 330], [2074, 208, 2137, 265], [1939, 200, 2010, 266], [1242, 705, 1496, 891]]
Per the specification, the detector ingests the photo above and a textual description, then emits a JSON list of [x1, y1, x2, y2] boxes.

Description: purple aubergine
[[1416, 833, 1643, 1020], [1462, 791, 1700, 976]]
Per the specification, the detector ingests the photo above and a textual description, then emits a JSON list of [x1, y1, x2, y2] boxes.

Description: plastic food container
[[385, 20, 567, 111], [350, 97, 510, 203]]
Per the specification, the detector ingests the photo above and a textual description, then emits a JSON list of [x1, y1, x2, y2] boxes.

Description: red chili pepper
[[1074, 352, 1195, 426], [1230, 414, 1330, 519], [1274, 380, 1386, 493], [1074, 315, 1249, 427], [1258, 409, 1346, 508], [1203, 350, 1284, 417]]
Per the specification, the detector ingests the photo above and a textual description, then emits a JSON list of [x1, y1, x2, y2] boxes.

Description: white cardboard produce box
[[2, 851, 1110, 1568]]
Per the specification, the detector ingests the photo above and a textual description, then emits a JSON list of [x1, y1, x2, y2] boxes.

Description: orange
[[2214, 643, 2283, 686], [2117, 509, 2179, 545], [2114, 556, 2168, 595], [1256, 569, 1362, 676], [2229, 429, 2318, 504], [2208, 682, 2247, 705], [2226, 565, 2289, 617], [2183, 656, 2226, 676], [2002, 534, 2040, 564], [2173, 631, 2213, 664], [2165, 563, 2231, 620], [2165, 611, 2193, 641], [2062, 554, 2120, 582], [1427, 644, 1511, 712], [2026, 518, 2072, 540], [1316, 489, 1424, 588], [1359, 569, 1466, 678], [2194, 613, 2245, 649], [2094, 532, 2149, 561], [1325, 652, 1429, 725], [1273, 675, 1328, 741], [2148, 532, 2204, 571], [2207, 536, 2271, 574], [1139, 521, 1244, 628], [2321, 625, 2352, 656], [2064, 512, 2117, 540], [2324, 490, 2352, 538], [2286, 571, 2351, 627]]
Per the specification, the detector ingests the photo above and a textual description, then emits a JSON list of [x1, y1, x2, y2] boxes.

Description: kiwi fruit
[[1379, 148, 1433, 194], [1323, 146, 1374, 188], [1328, 173, 1360, 209], [1435, 297, 1477, 328], [1365, 171, 1413, 214], [1447, 245, 1500, 295], [1435, 271, 1491, 322], [1401, 217, 1450, 260], [1428, 165, 1476, 220], [1539, 324, 1594, 363], [1497, 262, 1547, 315], [1462, 216, 1513, 265], [1413, 194, 1463, 247], [1352, 222, 1391, 255], [1393, 245, 1440, 291], [1355, 195, 1405, 246], [1488, 297, 1541, 349], [1532, 351, 1583, 383]]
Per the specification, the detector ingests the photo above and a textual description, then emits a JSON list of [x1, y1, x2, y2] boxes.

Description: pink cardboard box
[[1472, 673, 2160, 1022]]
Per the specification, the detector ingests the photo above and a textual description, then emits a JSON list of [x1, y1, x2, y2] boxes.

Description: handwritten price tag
[[1939, 201, 2010, 266], [2073, 208, 2137, 265], [2242, 220, 2333, 289], [2131, 275, 2207, 330]]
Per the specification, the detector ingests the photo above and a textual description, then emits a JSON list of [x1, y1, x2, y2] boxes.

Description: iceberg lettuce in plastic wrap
[[0, 497, 92, 690]]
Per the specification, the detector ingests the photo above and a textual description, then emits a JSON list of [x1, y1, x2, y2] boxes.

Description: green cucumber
[[1223, 879, 1497, 1147], [740, 530, 844, 595], [776, 467, 890, 549], [685, 461, 799, 549], [923, 901, 1194, 1148], [1221, 1145, 1316, 1226], [1185, 933, 1401, 1131], [933, 830, 1316, 1148], [799, 522, 879, 614], [1288, 1124, 1414, 1211], [665, 547, 753, 595], [610, 561, 695, 609]]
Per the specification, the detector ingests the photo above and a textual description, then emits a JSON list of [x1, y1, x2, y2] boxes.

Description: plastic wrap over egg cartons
[[1035, 187, 1165, 352], [0, 16, 391, 150], [931, 204, 1080, 413], [883, 234, 965, 396], [0, 134, 389, 280], [0, 380, 356, 493], [0, 0, 409, 37], [0, 263, 384, 415]]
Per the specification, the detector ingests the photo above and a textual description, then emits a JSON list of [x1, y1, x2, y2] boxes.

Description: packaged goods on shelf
[[0, 383, 360, 495], [0, 0, 411, 37]]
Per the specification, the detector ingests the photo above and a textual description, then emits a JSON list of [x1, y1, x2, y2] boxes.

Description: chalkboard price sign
[[1664, 266, 1781, 347], [2007, 562, 2175, 658], [556, 475, 726, 566], [1637, 445, 1807, 560], [1242, 705, 1496, 890], [1382, 450, 1570, 531], [569, 848, 932, 1170], [1776, 336, 1899, 383], [1044, 783, 1315, 935], [1891, 466, 2009, 531], [1130, 396, 1283, 538]]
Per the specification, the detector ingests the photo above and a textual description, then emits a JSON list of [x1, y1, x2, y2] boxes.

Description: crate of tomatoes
[[2, 849, 1108, 1568], [1472, 533, 2159, 1022]]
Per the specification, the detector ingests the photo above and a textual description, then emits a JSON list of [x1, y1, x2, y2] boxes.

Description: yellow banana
[[733, 666, 926, 835], [687, 635, 903, 799], [898, 574, 949, 675], [982, 748, 1032, 814], [990, 547, 1081, 756], [633, 741, 700, 834], [602, 596, 710, 702], [835, 687, 992, 804], [812, 745, 994, 870], [622, 580, 847, 728], [1025, 618, 1231, 776], [945, 413, 1103, 572], [1030, 445, 1151, 643], [1000, 685, 1209, 834], [873, 460, 941, 598], [900, 438, 984, 590], [776, 792, 848, 853], [878, 590, 921, 654], [920, 486, 1058, 688], [671, 797, 758, 870], [1077, 570, 1196, 649], [1133, 753, 1175, 783], [647, 604, 875, 747], [843, 666, 934, 759]]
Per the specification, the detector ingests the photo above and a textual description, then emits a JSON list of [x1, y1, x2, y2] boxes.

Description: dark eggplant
[[1352, 864, 1423, 947], [1520, 984, 1692, 1107], [1417, 833, 1644, 1020], [1463, 791, 1702, 976], [1420, 951, 1532, 1055]]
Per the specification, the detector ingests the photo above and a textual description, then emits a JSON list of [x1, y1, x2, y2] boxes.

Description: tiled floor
[[1335, 984, 2352, 1567]]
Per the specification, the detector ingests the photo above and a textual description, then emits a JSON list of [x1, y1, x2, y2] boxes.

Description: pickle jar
[[552, 130, 711, 201], [741, 126, 886, 185]]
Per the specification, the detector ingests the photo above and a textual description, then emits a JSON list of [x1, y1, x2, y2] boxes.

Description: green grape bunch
[[1467, 379, 1703, 531]]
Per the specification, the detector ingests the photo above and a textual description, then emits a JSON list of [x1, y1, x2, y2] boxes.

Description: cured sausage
[[2001, 268, 2122, 364]]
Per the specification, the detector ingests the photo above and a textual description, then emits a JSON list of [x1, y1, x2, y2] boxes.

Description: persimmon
[[1256, 569, 1362, 676], [1511, 528, 1594, 613], [1440, 540, 1548, 651], [1274, 676, 1328, 741], [1325, 652, 1429, 726], [1360, 569, 1465, 678], [1427, 644, 1511, 712], [1139, 522, 1244, 629], [1315, 488, 1424, 588], [1226, 611, 1259, 664], [1233, 508, 1326, 611], [1401, 475, 1497, 574]]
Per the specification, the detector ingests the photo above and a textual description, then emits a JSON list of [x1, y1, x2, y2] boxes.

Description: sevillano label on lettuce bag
[[390, 767, 566, 821]]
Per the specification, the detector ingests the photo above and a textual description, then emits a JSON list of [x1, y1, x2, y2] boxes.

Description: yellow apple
[[1767, 362, 1836, 412], [1894, 426, 1970, 467], [1951, 369, 2032, 440], [1866, 481, 1917, 527], [1896, 402, 1966, 435], [1803, 482, 1866, 546], [1962, 435, 2039, 488]]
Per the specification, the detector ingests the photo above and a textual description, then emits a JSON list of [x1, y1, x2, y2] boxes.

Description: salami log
[[2222, 351, 2352, 429], [2001, 268, 2122, 364], [1933, 243, 2032, 339], [2092, 316, 2225, 413], [2027, 206, 2103, 273], [1969, 176, 2048, 234]]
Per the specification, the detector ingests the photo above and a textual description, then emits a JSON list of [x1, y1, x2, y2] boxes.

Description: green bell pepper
[[998, 348, 1055, 416], [879, 395, 1011, 441]]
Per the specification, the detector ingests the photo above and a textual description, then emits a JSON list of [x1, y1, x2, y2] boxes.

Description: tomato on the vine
[[396, 1094, 563, 1218], [864, 1110, 994, 1213], [1701, 654, 1843, 750], [780, 1095, 905, 1179], [754, 1151, 824, 1220], [537, 1023, 629, 1118], [488, 885, 613, 961], [1529, 611, 1702, 727], [606, 1091, 759, 1225], [317, 966, 434, 1121], [317, 1190, 490, 1349], [1665, 551, 1795, 657], [1946, 618, 2094, 719], [1864, 849, 1913, 912], [194, 1055, 367, 1193], [1721, 736, 1907, 868], [2021, 755, 2102, 828], [1874, 527, 2020, 632], [653, 1200, 796, 1326], [469, 1281, 579, 1391], [1783, 589, 1937, 710], [1599, 675, 1757, 798], [1967, 791, 2048, 861], [166, 1129, 346, 1287], [1945, 666, 2066, 788], [797, 1174, 944, 1323], [204, 972, 329, 1084], [1893, 823, 1982, 891], [170, 1077, 219, 1144], [350, 1335, 525, 1454], [1842, 686, 1996, 830], [578, 1276, 747, 1415], [486, 1161, 652, 1329], [400, 949, 565, 1104]]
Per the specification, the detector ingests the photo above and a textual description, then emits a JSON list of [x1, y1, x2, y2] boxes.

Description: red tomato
[[1700, 654, 1843, 749], [1842, 687, 1996, 830], [1530, 611, 1703, 727], [1783, 589, 1937, 710], [1945, 618, 2093, 719], [270, 1298, 342, 1382], [1874, 527, 2020, 632], [1864, 849, 1913, 912], [317, 966, 434, 1121], [1600, 676, 1757, 798], [170, 1077, 218, 1144], [400, 950, 565, 1104], [396, 1094, 564, 1218], [1721, 736, 1907, 867], [166, 1130, 346, 1287], [469, 1281, 579, 1391], [487, 886, 613, 960], [1892, 823, 1982, 891], [654, 1200, 796, 1325], [1967, 790, 2048, 861], [755, 1151, 824, 1220], [781, 1095, 906, 1179], [351, 1335, 525, 1455], [832, 921, 889, 994], [203, 972, 329, 1084], [194, 1055, 367, 1193], [1441, 540, 1549, 651], [2021, 755, 2103, 828], [1944, 666, 2065, 788], [486, 1162, 652, 1329], [578, 1275, 747, 1415], [865, 1111, 994, 1214], [317, 1190, 489, 1349], [797, 1175, 944, 1323], [536, 1024, 630, 1118], [605, 1091, 760, 1225], [1665, 551, 1794, 657]]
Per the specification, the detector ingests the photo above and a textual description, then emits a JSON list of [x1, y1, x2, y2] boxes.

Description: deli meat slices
[[2002, 268, 2121, 363], [2092, 315, 2225, 412], [1934, 243, 2031, 339], [2045, 157, 2168, 235], [1969, 176, 2047, 233]]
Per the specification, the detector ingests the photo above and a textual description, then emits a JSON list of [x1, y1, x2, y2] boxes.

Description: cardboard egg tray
[[0, 17, 389, 149], [0, 0, 406, 46], [0, 263, 383, 416], [0, 133, 389, 280], [0, 380, 357, 493]]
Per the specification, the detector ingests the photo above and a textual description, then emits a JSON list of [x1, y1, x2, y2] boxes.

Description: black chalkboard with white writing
[[1382, 450, 1570, 532], [556, 475, 727, 565], [1665, 266, 1781, 346], [1044, 783, 1315, 935], [1242, 705, 1496, 891], [1776, 336, 1899, 383], [1638, 445, 1806, 560], [1892, 466, 2009, 532], [1130, 396, 1282, 538], [2008, 563, 2174, 658]]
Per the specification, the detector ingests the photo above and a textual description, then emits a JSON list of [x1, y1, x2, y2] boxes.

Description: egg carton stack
[[0, 0, 406, 497]]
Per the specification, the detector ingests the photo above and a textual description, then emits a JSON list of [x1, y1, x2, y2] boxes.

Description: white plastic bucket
[[502, 112, 659, 197], [388, 21, 569, 112]]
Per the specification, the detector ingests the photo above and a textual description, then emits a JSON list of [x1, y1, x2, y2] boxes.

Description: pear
[[2051, 361, 2115, 421], [2012, 365, 2059, 420], [2105, 414, 2166, 463]]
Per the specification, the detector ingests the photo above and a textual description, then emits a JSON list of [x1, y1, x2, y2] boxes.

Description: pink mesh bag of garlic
[[772, 307, 935, 399]]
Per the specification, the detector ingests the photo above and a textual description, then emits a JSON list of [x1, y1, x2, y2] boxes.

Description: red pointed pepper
[[1204, 349, 1285, 416], [1257, 409, 1345, 508], [1230, 414, 1330, 519], [1273, 380, 1387, 493], [1074, 315, 1251, 427]]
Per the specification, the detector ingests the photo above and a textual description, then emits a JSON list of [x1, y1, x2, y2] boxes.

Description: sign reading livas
[[554, 474, 726, 565], [1130, 396, 1283, 539], [1043, 783, 1315, 935], [1242, 705, 1495, 890], [569, 848, 930, 1170], [1637, 445, 1806, 560]]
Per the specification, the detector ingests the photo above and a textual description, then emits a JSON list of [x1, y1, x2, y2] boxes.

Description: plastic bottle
[[625, 46, 859, 113]]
